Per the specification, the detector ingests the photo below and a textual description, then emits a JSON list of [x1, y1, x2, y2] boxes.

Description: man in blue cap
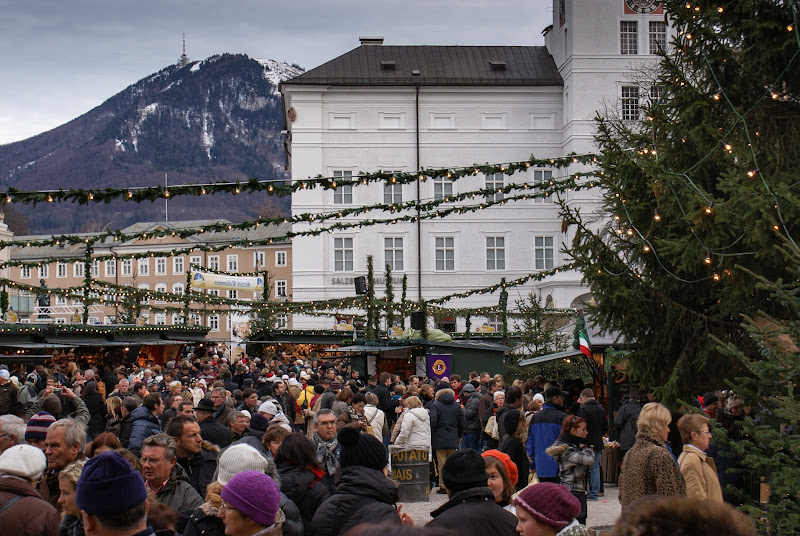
[[76, 450, 153, 536]]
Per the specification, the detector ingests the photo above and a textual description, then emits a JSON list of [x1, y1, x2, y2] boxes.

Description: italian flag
[[578, 327, 591, 358]]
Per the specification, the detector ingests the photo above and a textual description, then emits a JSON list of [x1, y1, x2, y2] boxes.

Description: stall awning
[[517, 349, 583, 367], [322, 344, 418, 353]]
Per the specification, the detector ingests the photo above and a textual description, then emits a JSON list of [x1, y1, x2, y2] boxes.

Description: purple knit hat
[[221, 471, 280, 527], [513, 482, 580, 530]]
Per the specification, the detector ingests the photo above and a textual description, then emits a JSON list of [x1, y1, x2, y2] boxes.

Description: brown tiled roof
[[283, 45, 562, 87]]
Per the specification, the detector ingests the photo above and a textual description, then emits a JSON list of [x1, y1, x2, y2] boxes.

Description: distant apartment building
[[5, 219, 292, 341]]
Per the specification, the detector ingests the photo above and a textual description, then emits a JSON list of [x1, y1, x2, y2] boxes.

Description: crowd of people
[[0, 348, 757, 536]]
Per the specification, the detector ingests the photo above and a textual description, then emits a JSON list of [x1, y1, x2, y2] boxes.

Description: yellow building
[[5, 219, 292, 341]]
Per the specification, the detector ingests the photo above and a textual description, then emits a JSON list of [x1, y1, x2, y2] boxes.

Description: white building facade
[[281, 0, 671, 330]]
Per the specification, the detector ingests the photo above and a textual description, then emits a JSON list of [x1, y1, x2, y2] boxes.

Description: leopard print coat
[[618, 429, 687, 508]]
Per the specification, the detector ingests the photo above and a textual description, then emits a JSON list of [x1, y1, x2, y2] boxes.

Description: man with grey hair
[[312, 408, 340, 492], [0, 414, 26, 453], [41, 418, 87, 511], [210, 387, 234, 426], [140, 433, 203, 512]]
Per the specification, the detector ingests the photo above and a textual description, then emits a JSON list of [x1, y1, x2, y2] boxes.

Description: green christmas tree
[[562, 0, 800, 403]]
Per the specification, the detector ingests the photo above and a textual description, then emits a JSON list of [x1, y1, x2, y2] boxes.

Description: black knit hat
[[442, 449, 488, 493], [337, 425, 388, 471]]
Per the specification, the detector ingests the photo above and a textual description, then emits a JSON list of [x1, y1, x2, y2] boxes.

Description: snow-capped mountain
[[0, 53, 303, 233]]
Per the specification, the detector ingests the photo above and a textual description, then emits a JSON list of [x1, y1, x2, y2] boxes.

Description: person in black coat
[[372, 372, 394, 425], [195, 398, 232, 448], [426, 450, 518, 536], [276, 433, 331, 536], [81, 381, 107, 441], [311, 426, 401, 536], [577, 388, 608, 501], [429, 389, 465, 492], [498, 409, 528, 491]]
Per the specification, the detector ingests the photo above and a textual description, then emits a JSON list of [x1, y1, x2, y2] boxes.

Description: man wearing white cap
[[0, 369, 18, 416], [0, 444, 60, 534]]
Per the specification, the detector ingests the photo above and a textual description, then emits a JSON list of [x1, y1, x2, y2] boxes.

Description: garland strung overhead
[[0, 153, 599, 207]]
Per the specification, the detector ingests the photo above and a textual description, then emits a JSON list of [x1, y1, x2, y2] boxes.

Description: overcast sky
[[0, 0, 553, 145]]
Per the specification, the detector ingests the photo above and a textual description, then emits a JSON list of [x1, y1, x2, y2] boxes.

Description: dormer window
[[489, 61, 507, 71], [380, 61, 396, 70]]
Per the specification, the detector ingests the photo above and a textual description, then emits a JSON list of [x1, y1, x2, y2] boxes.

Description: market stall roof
[[321, 344, 419, 353], [0, 323, 210, 349], [517, 349, 583, 366], [426, 340, 509, 352]]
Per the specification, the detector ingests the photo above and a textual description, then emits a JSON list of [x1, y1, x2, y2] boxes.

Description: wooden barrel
[[390, 448, 430, 502]]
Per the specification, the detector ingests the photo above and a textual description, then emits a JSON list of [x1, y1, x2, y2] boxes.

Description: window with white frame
[[156, 258, 166, 275], [208, 255, 220, 270], [121, 259, 132, 276], [21, 266, 31, 279], [172, 282, 184, 295], [486, 315, 503, 331], [138, 258, 149, 276], [137, 283, 149, 304], [333, 237, 354, 272], [91, 260, 99, 277], [173, 257, 184, 274], [227, 289, 238, 300], [534, 236, 555, 270], [208, 289, 219, 297], [190, 255, 202, 268], [384, 237, 404, 271], [254, 251, 265, 268], [532, 169, 554, 203], [74, 262, 84, 278], [55, 317, 66, 324], [621, 21, 638, 54], [189, 313, 201, 325], [57, 262, 67, 278], [485, 172, 504, 203], [103, 317, 114, 325], [209, 314, 220, 331], [435, 237, 455, 271], [227, 255, 238, 273], [333, 171, 354, 204], [55, 295, 68, 305], [621, 86, 640, 121], [154, 283, 167, 303], [649, 21, 667, 54], [275, 251, 287, 267], [276, 313, 288, 329], [384, 182, 402, 204], [486, 236, 506, 270], [154, 313, 166, 326], [171, 313, 184, 325], [105, 260, 116, 277], [275, 280, 287, 298], [38, 265, 49, 279], [433, 177, 453, 200]]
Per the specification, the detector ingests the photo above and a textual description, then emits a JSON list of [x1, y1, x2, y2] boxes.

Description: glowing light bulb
[[704, 255, 712, 265]]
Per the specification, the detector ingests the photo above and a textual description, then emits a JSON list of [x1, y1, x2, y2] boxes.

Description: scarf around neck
[[312, 432, 339, 475]]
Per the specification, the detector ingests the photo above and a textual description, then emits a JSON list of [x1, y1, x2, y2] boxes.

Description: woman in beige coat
[[676, 413, 723, 503]]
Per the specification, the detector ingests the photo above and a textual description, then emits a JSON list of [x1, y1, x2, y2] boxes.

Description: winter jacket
[[0, 382, 18, 415], [362, 404, 387, 442], [17, 382, 38, 408], [477, 392, 494, 427], [677, 445, 723, 503], [546, 436, 595, 493], [277, 463, 331, 536], [618, 430, 687, 508], [199, 416, 232, 448], [526, 403, 566, 477], [498, 434, 528, 491], [266, 411, 293, 432], [463, 391, 483, 434], [614, 399, 641, 451], [214, 402, 234, 426], [429, 391, 466, 451], [495, 404, 511, 439], [117, 413, 134, 447], [83, 391, 107, 437], [331, 400, 349, 419], [127, 406, 163, 456], [155, 465, 204, 513], [577, 399, 608, 451], [372, 384, 394, 423], [26, 394, 90, 425], [0, 475, 60, 536], [394, 407, 431, 453], [426, 487, 518, 536], [177, 442, 220, 497], [310, 465, 401, 536]]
